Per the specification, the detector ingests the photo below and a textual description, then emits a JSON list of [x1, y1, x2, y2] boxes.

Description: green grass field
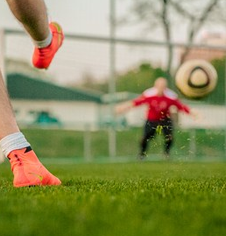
[[1, 160, 226, 236]]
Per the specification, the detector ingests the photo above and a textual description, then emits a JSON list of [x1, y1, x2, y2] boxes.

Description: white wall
[[123, 104, 226, 129], [11, 100, 101, 130], [12, 100, 226, 130], [178, 105, 226, 129]]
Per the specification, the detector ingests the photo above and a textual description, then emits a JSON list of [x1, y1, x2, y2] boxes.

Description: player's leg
[[6, 0, 49, 41], [0, 70, 20, 139], [162, 118, 174, 159], [139, 120, 157, 160], [6, 0, 64, 69], [0, 71, 61, 187]]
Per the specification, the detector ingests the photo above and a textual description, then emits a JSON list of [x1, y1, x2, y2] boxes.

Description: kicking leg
[[6, 0, 50, 41], [6, 0, 64, 69]]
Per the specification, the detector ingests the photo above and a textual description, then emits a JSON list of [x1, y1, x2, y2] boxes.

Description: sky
[[0, 0, 114, 84], [0, 0, 109, 34], [0, 0, 225, 85]]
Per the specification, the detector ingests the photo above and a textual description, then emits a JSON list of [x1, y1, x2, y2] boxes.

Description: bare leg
[[0, 69, 61, 187], [0, 71, 19, 140], [0, 0, 62, 187], [5, 0, 49, 41]]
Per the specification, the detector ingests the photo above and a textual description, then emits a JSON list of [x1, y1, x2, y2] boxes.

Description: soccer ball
[[175, 59, 218, 98]]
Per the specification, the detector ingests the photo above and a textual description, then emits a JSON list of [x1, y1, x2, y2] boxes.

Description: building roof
[[7, 73, 138, 104], [101, 92, 138, 103], [7, 73, 103, 103]]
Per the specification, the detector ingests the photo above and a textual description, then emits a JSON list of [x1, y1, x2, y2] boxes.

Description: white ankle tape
[[33, 30, 53, 48], [0, 132, 30, 157]]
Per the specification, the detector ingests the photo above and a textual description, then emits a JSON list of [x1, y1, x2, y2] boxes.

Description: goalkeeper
[[116, 77, 195, 160]]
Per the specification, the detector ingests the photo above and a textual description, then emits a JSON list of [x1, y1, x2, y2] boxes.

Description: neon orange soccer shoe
[[32, 22, 64, 69], [8, 147, 61, 187]]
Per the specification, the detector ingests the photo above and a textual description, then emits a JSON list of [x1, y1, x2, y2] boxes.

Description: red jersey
[[133, 88, 190, 121]]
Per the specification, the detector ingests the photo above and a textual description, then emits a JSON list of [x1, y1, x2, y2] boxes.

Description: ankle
[[33, 30, 52, 48], [0, 132, 30, 157]]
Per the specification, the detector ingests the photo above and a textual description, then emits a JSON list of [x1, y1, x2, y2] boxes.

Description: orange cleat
[[32, 22, 64, 69], [8, 147, 61, 187]]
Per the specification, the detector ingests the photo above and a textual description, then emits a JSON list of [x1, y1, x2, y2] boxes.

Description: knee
[[165, 135, 173, 142]]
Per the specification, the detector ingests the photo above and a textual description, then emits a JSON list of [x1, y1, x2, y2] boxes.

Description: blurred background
[[1, 0, 226, 162]]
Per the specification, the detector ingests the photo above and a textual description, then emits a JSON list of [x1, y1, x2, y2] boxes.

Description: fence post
[[108, 0, 117, 160], [224, 57, 226, 160], [84, 123, 92, 162]]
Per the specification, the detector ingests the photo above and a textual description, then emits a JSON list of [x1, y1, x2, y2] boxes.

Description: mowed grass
[[0, 161, 226, 236]]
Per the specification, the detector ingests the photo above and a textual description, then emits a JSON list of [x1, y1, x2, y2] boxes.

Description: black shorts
[[143, 118, 173, 138]]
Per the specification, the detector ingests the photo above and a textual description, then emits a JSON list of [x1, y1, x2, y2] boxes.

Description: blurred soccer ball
[[175, 60, 217, 98]]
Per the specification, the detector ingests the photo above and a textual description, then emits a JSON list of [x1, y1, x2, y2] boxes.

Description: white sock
[[33, 30, 53, 48], [0, 132, 30, 157]]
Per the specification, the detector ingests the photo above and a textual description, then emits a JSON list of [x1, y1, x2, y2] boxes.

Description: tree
[[120, 0, 173, 82], [115, 63, 168, 93], [80, 62, 167, 94], [206, 57, 225, 105], [171, 0, 221, 64], [120, 0, 223, 79]]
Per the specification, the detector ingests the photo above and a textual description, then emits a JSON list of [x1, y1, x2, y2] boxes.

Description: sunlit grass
[[0, 161, 226, 236]]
